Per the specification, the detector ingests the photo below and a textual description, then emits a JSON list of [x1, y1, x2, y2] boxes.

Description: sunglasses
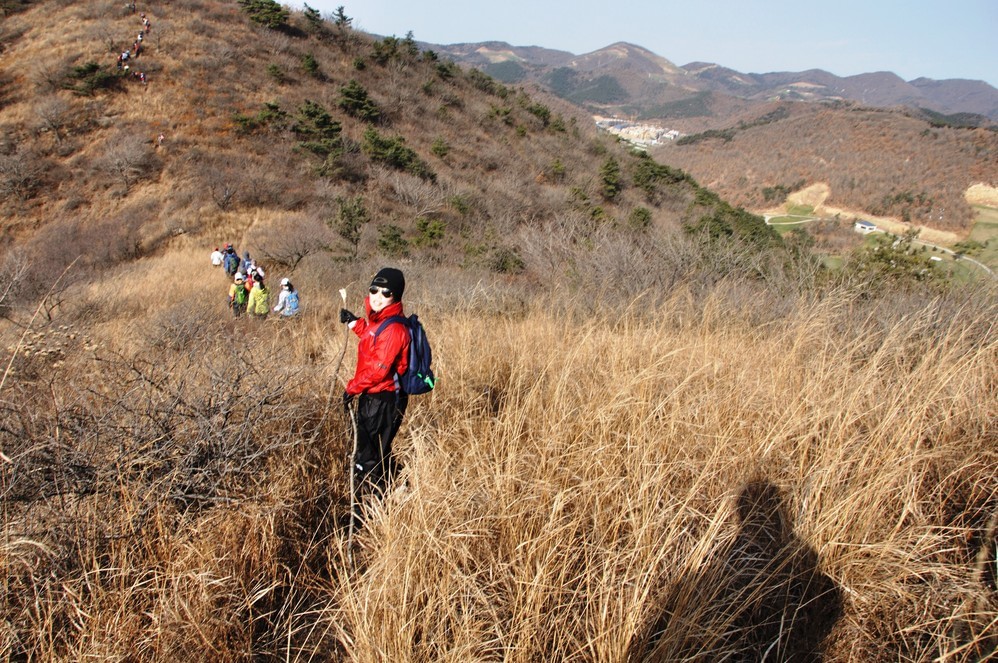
[[369, 286, 393, 298]]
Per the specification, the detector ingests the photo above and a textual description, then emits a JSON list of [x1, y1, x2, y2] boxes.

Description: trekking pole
[[316, 288, 353, 430], [332, 288, 350, 380], [346, 400, 359, 569], [329, 287, 360, 568], [303, 287, 358, 566]]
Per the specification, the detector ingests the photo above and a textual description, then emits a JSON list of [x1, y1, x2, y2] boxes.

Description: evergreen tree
[[301, 52, 321, 79], [338, 80, 381, 123], [293, 100, 342, 159], [333, 5, 351, 28], [303, 3, 323, 32], [331, 196, 368, 258], [599, 157, 622, 201], [238, 0, 289, 29]]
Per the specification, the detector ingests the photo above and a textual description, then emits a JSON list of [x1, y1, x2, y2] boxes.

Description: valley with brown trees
[[655, 101, 997, 234]]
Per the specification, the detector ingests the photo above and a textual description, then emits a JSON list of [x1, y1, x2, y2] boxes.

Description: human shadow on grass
[[638, 480, 843, 662]]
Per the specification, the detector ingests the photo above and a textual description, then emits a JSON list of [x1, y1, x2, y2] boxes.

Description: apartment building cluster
[[594, 116, 682, 148]]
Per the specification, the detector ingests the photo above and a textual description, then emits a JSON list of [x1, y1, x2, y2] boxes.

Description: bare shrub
[[32, 94, 72, 143], [142, 300, 222, 351], [201, 41, 238, 71], [248, 213, 336, 270], [0, 333, 346, 657], [205, 163, 240, 211], [236, 159, 294, 209], [0, 249, 30, 318], [0, 148, 44, 202], [86, 21, 120, 54], [95, 130, 159, 191], [13, 202, 152, 314], [29, 57, 77, 94], [186, 17, 214, 37], [382, 168, 446, 218], [260, 29, 294, 56]]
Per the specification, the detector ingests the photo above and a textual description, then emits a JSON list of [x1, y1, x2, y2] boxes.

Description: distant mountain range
[[428, 41, 998, 124]]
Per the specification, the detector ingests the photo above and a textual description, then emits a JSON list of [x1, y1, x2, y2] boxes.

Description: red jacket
[[346, 298, 410, 395]]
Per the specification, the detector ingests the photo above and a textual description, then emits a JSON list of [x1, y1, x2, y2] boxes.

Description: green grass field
[[786, 204, 815, 216], [767, 206, 818, 236], [766, 218, 808, 235], [967, 205, 998, 271]]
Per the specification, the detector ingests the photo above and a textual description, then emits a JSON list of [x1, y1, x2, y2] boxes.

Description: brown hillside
[[2, 0, 723, 305], [654, 102, 998, 233]]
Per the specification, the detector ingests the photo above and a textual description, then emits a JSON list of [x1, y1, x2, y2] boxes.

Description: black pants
[[354, 391, 408, 495]]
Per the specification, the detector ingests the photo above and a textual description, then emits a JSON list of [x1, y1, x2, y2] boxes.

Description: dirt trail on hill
[[759, 183, 964, 245]]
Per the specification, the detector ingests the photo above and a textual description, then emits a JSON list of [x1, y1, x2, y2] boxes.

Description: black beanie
[[371, 267, 405, 300]]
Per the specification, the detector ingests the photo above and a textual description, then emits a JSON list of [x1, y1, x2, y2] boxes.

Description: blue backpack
[[373, 314, 436, 395], [285, 290, 299, 315]]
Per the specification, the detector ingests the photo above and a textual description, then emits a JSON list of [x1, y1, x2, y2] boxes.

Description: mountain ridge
[[429, 40, 998, 121]]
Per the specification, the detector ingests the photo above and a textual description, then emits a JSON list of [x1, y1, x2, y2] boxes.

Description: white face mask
[[368, 286, 392, 312]]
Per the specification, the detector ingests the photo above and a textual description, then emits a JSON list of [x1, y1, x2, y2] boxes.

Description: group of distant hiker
[[113, 7, 152, 86], [211, 243, 433, 528], [211, 244, 299, 319]]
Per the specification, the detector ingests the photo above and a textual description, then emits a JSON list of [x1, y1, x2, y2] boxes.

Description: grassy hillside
[[1, 1, 997, 661]]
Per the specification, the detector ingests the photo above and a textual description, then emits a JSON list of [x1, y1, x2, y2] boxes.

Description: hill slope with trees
[[0, 0, 781, 304], [655, 101, 998, 233]]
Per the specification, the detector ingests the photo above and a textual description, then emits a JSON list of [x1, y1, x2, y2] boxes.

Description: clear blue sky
[[292, 0, 997, 86]]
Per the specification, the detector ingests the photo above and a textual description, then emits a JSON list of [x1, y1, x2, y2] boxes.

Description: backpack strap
[[372, 315, 407, 339], [371, 315, 408, 397]]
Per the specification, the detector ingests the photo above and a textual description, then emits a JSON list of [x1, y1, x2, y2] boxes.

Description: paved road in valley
[[763, 216, 995, 278]]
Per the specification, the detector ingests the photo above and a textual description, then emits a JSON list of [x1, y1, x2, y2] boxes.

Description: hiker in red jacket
[[340, 267, 410, 497]]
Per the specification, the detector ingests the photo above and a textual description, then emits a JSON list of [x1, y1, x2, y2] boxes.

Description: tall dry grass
[[2, 277, 995, 661]]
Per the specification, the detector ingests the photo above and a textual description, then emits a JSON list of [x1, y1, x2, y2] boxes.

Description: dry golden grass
[[1, 2, 996, 660], [3, 277, 995, 661]]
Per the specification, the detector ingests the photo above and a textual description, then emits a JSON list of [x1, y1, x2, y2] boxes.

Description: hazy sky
[[292, 0, 997, 86]]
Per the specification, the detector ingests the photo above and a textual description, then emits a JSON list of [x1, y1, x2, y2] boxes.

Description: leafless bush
[[0, 249, 30, 318], [382, 168, 446, 218], [237, 160, 294, 209], [0, 149, 44, 202], [0, 325, 347, 657], [142, 300, 223, 352], [14, 203, 151, 314], [32, 94, 72, 143], [29, 57, 76, 94], [204, 163, 240, 211], [86, 21, 121, 54], [96, 130, 159, 191], [249, 213, 336, 271], [261, 30, 294, 56], [69, 0, 111, 21], [202, 41, 238, 71], [171, 0, 212, 12], [383, 59, 413, 118], [186, 17, 214, 37]]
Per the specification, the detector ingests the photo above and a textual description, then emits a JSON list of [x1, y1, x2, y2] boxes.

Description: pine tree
[[238, 0, 289, 29], [599, 157, 622, 201], [303, 3, 323, 34]]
